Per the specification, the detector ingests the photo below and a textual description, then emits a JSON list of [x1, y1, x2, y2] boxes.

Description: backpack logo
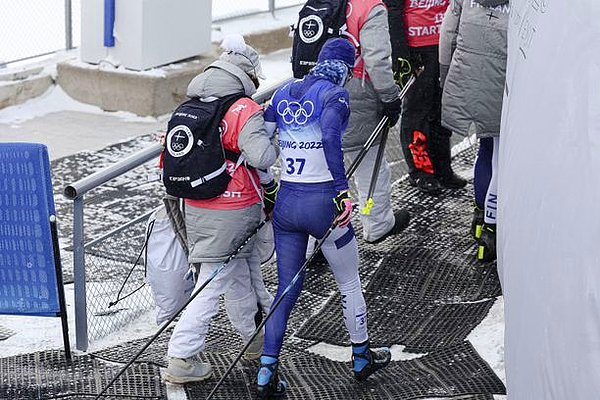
[[166, 125, 194, 157], [299, 15, 324, 43], [291, 0, 350, 79], [162, 93, 246, 200]]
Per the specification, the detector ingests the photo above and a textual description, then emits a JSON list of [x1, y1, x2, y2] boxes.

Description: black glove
[[332, 190, 353, 228], [262, 179, 279, 216], [382, 97, 402, 127]]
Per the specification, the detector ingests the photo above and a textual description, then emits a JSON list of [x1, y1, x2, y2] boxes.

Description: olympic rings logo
[[171, 142, 185, 151], [166, 125, 194, 158], [276, 99, 315, 125]]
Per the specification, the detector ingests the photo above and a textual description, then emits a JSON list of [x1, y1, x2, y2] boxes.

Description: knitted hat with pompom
[[219, 34, 266, 80]]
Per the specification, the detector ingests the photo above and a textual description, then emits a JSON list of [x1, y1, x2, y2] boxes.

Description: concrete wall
[[56, 27, 292, 117], [56, 55, 215, 117], [0, 70, 54, 110]]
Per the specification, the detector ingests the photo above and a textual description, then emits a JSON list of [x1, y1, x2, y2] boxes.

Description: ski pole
[[93, 219, 266, 400], [346, 70, 419, 180], [207, 71, 423, 399], [206, 220, 340, 400], [207, 136, 372, 399], [345, 116, 388, 179], [361, 125, 390, 215]]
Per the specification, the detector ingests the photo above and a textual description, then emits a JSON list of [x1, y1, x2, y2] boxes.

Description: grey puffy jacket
[[439, 0, 509, 138], [184, 61, 276, 263], [344, 3, 400, 152]]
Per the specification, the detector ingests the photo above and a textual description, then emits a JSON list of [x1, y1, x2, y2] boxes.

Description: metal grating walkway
[[0, 143, 505, 399]]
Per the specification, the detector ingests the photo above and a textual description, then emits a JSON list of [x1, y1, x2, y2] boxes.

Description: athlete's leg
[[321, 226, 368, 344], [478, 137, 500, 262], [472, 137, 493, 239], [474, 137, 494, 209], [484, 137, 500, 225]]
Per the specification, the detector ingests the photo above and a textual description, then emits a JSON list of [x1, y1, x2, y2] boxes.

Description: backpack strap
[[190, 163, 228, 188]]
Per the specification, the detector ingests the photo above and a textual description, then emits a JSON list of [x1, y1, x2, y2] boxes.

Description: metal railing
[[64, 79, 291, 351], [0, 0, 303, 66]]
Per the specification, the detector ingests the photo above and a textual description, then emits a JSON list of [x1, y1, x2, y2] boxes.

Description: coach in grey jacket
[[165, 36, 277, 384], [439, 0, 509, 262], [439, 0, 509, 137]]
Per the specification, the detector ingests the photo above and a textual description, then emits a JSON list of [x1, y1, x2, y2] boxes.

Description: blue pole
[[104, 0, 115, 47]]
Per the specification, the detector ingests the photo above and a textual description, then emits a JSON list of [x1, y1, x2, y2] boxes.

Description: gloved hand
[[332, 190, 353, 228], [262, 179, 279, 216], [382, 97, 402, 127]]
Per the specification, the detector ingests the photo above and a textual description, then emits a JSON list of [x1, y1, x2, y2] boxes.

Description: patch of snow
[[212, 5, 302, 42], [0, 284, 76, 357], [307, 342, 424, 362], [0, 84, 159, 125], [467, 296, 506, 400]]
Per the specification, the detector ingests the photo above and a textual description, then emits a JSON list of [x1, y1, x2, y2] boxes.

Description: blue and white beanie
[[312, 38, 356, 86]]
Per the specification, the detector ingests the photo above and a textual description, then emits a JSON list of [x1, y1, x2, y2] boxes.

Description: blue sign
[[0, 143, 61, 316]]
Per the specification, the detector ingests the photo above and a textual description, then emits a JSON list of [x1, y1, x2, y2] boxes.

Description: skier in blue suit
[[256, 38, 391, 399]]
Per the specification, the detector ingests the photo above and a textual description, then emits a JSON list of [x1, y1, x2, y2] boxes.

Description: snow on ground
[[0, 284, 77, 358], [0, 84, 157, 125], [308, 296, 506, 400], [468, 297, 506, 399]]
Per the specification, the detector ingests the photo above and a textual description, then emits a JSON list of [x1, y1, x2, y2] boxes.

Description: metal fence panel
[[0, 0, 80, 65], [0, 0, 303, 65]]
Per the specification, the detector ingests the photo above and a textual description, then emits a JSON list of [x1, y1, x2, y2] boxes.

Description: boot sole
[[163, 370, 212, 384], [257, 382, 287, 399]]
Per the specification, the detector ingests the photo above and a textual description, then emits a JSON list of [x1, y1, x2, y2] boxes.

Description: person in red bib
[[164, 34, 277, 384], [384, 0, 467, 195]]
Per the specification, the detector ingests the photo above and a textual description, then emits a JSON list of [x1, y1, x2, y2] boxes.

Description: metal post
[[50, 216, 72, 361], [104, 0, 116, 47], [73, 197, 88, 351], [269, 0, 275, 17], [65, 0, 73, 50]]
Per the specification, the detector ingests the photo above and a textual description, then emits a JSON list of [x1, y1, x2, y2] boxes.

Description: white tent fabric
[[500, 1, 600, 399]]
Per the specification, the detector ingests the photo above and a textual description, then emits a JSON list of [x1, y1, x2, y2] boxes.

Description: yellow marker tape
[[475, 224, 483, 240], [361, 198, 374, 215], [477, 245, 485, 260]]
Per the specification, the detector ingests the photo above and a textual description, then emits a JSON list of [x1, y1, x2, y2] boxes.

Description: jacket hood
[[186, 60, 257, 99], [474, 0, 509, 6]]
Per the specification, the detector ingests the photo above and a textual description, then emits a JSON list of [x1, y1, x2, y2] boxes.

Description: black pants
[[400, 45, 453, 178]]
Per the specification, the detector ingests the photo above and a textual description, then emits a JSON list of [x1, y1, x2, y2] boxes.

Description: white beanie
[[219, 34, 266, 80]]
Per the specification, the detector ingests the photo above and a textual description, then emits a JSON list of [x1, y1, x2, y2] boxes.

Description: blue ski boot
[[351, 341, 391, 381], [256, 356, 288, 399]]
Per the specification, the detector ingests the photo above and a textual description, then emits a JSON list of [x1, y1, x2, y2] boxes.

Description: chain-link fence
[[0, 0, 80, 66], [83, 209, 157, 341], [0, 0, 302, 66]]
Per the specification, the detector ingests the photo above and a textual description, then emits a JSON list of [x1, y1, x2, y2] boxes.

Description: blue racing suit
[[262, 74, 369, 357]]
